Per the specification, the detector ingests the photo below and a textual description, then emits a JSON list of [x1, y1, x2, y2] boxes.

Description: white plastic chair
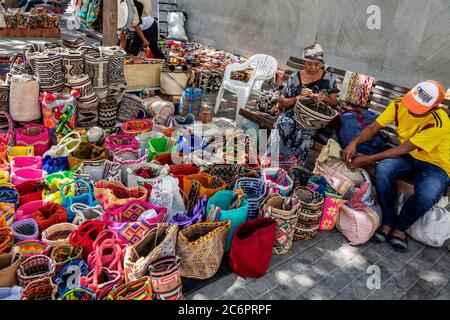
[[214, 54, 278, 121]]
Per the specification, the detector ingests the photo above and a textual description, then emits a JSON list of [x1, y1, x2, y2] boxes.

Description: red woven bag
[[32, 203, 68, 233]]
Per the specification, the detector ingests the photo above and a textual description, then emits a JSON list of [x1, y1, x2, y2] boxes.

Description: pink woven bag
[[11, 168, 46, 186], [15, 124, 51, 157], [10, 156, 42, 171], [15, 201, 48, 222]]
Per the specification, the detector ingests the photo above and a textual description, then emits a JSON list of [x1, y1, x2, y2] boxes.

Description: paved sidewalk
[[187, 230, 450, 300]]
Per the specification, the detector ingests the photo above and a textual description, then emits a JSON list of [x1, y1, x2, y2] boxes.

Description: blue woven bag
[[43, 155, 69, 174], [60, 180, 98, 223]]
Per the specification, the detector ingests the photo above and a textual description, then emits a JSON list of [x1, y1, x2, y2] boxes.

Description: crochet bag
[[43, 131, 81, 166], [293, 96, 338, 130], [261, 195, 299, 255], [113, 148, 149, 185], [179, 86, 203, 117], [15, 124, 51, 157], [121, 119, 153, 135], [147, 137, 179, 162], [292, 187, 325, 240], [80, 267, 123, 300], [176, 221, 230, 280], [339, 71, 375, 108], [288, 165, 313, 189], [55, 259, 90, 295], [6, 146, 34, 162], [183, 173, 227, 210], [71, 203, 104, 226], [11, 240, 50, 261], [86, 234, 124, 277], [336, 204, 380, 246], [257, 89, 280, 115], [136, 131, 164, 149], [229, 218, 277, 278], [0, 226, 13, 254], [148, 176, 186, 222], [69, 220, 107, 260], [94, 181, 148, 211], [169, 195, 207, 230], [117, 93, 143, 122], [126, 163, 170, 188], [40, 91, 77, 135], [11, 218, 39, 242], [60, 180, 99, 222], [10, 155, 42, 171], [74, 160, 121, 185], [50, 243, 83, 273], [149, 256, 183, 300], [262, 167, 294, 197], [234, 178, 267, 221], [106, 277, 152, 300], [21, 277, 57, 300], [0, 182, 18, 208], [105, 134, 139, 155], [9, 74, 41, 122], [98, 97, 118, 128], [103, 200, 167, 245], [0, 252, 21, 287], [209, 164, 245, 189], [206, 190, 249, 252], [0, 111, 13, 147], [68, 142, 108, 170], [17, 254, 55, 288], [32, 203, 68, 233], [41, 223, 78, 247], [59, 286, 96, 300], [10, 167, 45, 187], [124, 223, 178, 282], [42, 172, 74, 204]]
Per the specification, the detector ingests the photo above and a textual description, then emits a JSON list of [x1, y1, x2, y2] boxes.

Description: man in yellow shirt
[[343, 80, 448, 252]]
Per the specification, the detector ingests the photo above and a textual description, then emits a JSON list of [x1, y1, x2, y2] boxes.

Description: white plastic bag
[[407, 197, 450, 247], [167, 12, 188, 41], [149, 176, 186, 222]]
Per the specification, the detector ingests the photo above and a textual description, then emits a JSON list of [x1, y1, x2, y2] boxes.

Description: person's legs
[[394, 159, 449, 233], [375, 156, 414, 230], [144, 22, 165, 59], [24, 0, 43, 11]]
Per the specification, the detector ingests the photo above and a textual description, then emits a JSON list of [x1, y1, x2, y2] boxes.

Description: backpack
[[339, 110, 387, 155]]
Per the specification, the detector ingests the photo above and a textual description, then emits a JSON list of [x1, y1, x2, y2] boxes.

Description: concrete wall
[[175, 0, 450, 89]]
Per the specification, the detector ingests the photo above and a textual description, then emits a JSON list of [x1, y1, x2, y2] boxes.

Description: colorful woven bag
[[73, 160, 121, 185], [21, 276, 58, 300], [103, 200, 167, 245], [41, 223, 78, 247], [80, 267, 123, 300], [40, 91, 77, 135], [71, 203, 104, 226], [234, 178, 267, 221], [121, 119, 153, 135], [292, 187, 325, 241], [261, 194, 299, 255], [206, 190, 249, 252], [17, 254, 55, 288], [126, 163, 170, 188], [94, 181, 148, 211], [15, 124, 51, 157], [105, 134, 139, 155], [67, 142, 108, 170], [182, 173, 227, 210], [124, 223, 178, 282], [59, 286, 96, 300], [113, 148, 150, 185], [69, 220, 107, 260], [55, 259, 90, 295], [15, 180, 43, 207], [149, 256, 183, 300], [262, 167, 294, 197], [11, 218, 39, 242], [60, 180, 99, 222], [10, 167, 46, 187], [229, 218, 277, 278], [169, 195, 207, 230], [11, 240, 50, 261], [50, 243, 83, 273], [106, 277, 153, 300], [176, 221, 230, 280]]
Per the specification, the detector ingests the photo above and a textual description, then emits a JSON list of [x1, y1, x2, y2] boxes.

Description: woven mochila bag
[[149, 256, 183, 300], [17, 254, 55, 288], [41, 223, 78, 247], [261, 194, 300, 255], [94, 180, 148, 211], [124, 223, 178, 283], [293, 96, 338, 130], [21, 277, 58, 300], [292, 187, 325, 241], [0, 251, 21, 287], [50, 243, 83, 273], [176, 220, 230, 280], [106, 277, 152, 300], [209, 164, 245, 189], [67, 142, 108, 170]]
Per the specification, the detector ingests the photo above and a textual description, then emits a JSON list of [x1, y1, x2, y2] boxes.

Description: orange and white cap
[[402, 80, 446, 115]]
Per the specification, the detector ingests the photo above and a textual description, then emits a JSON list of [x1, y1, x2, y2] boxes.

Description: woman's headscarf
[[303, 44, 324, 62]]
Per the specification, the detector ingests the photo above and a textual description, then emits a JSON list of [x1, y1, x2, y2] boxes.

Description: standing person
[[120, 0, 164, 58], [267, 44, 339, 165], [343, 80, 449, 252]]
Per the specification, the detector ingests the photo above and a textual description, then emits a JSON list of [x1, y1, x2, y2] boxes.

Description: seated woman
[[267, 44, 339, 165]]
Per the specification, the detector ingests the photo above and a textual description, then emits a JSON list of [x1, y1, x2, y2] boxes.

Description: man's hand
[[348, 155, 373, 171], [343, 142, 357, 164]]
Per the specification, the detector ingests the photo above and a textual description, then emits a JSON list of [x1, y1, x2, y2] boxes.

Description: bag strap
[[54, 131, 82, 155], [0, 110, 13, 136], [163, 72, 186, 91], [60, 179, 92, 202]]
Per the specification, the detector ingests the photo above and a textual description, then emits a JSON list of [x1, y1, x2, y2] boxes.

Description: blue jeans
[[375, 155, 449, 232]]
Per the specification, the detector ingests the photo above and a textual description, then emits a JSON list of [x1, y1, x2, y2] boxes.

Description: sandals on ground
[[390, 235, 408, 253], [371, 229, 390, 244]]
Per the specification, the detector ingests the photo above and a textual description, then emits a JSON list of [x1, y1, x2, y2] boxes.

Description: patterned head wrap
[[303, 44, 324, 62]]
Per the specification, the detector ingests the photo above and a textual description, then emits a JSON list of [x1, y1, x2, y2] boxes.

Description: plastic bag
[[149, 176, 185, 222], [167, 12, 188, 41]]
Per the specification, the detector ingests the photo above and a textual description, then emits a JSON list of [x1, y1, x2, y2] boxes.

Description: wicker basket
[[292, 187, 324, 241], [293, 96, 338, 130]]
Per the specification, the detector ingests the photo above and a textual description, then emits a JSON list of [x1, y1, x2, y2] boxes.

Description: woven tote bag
[[117, 93, 143, 122], [98, 97, 118, 128], [292, 187, 324, 241], [182, 173, 227, 210], [35, 52, 64, 92], [62, 51, 84, 86], [0, 251, 21, 287], [21, 276, 58, 300], [106, 277, 152, 300], [11, 240, 50, 262], [40, 91, 77, 135], [41, 223, 78, 247], [50, 243, 83, 273], [9, 73, 41, 122], [234, 178, 267, 221], [149, 256, 183, 300], [126, 163, 170, 188], [229, 218, 277, 278], [15, 124, 51, 157], [113, 148, 149, 186], [261, 195, 300, 255], [11, 218, 39, 242], [74, 160, 121, 185], [94, 181, 148, 211], [124, 223, 178, 282], [68, 142, 108, 170], [176, 221, 230, 280], [17, 254, 55, 288]]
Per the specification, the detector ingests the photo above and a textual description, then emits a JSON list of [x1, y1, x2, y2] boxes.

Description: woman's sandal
[[371, 229, 390, 244], [390, 235, 408, 253]]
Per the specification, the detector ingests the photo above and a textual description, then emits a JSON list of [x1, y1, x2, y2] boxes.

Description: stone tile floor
[[2, 26, 449, 301]]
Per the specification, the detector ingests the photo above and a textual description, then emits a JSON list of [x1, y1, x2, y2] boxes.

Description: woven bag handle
[[59, 179, 92, 203], [0, 110, 13, 144], [50, 131, 81, 157]]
